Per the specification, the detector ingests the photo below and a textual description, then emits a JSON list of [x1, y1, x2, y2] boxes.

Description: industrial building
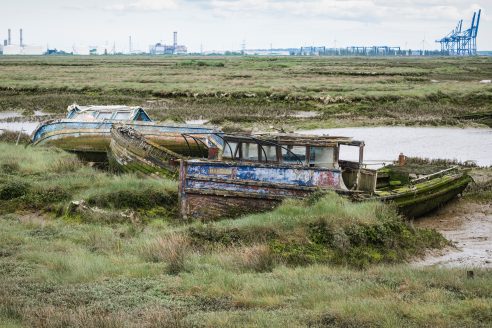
[[1, 28, 45, 55], [150, 32, 187, 55], [243, 49, 291, 56], [293, 46, 405, 56]]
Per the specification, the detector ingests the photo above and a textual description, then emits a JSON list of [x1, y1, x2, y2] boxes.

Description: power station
[[1, 28, 45, 55], [149, 31, 187, 55]]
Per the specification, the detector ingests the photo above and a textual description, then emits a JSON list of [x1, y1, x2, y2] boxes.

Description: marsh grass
[[189, 194, 446, 267], [0, 143, 178, 218], [0, 130, 31, 145], [139, 233, 190, 274], [0, 56, 491, 127], [463, 168, 492, 202], [195, 244, 276, 274], [0, 143, 490, 327], [0, 198, 490, 327]]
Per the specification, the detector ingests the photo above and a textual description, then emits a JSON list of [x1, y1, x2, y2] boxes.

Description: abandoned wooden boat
[[31, 104, 222, 163], [179, 133, 472, 220], [109, 125, 220, 177]]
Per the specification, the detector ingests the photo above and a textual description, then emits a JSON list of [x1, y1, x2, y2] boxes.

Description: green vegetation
[[0, 131, 31, 145], [0, 143, 177, 220], [1, 143, 491, 327], [189, 195, 446, 267], [0, 56, 491, 128], [464, 168, 492, 202]]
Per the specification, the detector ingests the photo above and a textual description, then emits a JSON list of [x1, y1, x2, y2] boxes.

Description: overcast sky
[[1, 0, 490, 52]]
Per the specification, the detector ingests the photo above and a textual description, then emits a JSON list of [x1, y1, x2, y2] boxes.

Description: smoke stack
[[173, 31, 177, 48], [3, 40, 6, 46], [129, 35, 132, 53], [20, 28, 23, 47], [8, 29, 11, 45]]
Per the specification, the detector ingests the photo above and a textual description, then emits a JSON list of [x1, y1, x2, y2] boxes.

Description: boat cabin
[[219, 133, 377, 192], [179, 133, 381, 220], [66, 104, 152, 122]]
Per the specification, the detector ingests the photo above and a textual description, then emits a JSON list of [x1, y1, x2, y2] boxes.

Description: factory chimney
[[3, 40, 7, 46], [8, 29, 11, 45], [129, 36, 132, 54], [20, 28, 23, 47], [173, 31, 177, 48]]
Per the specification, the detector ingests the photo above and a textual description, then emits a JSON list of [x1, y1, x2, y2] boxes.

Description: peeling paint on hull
[[179, 160, 472, 221], [31, 120, 221, 162], [179, 160, 345, 221]]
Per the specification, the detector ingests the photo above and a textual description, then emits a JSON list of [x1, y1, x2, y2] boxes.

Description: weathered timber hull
[[179, 160, 345, 221], [179, 160, 472, 220], [31, 120, 221, 163], [109, 126, 188, 177], [376, 173, 472, 218]]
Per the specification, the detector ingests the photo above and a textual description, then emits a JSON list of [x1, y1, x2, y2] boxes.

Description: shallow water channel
[[0, 111, 51, 135], [0, 121, 40, 135], [298, 127, 492, 167], [1, 119, 491, 167]]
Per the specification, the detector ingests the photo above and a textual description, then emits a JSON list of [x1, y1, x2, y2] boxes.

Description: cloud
[[104, 0, 179, 12], [190, 0, 478, 22], [193, 0, 378, 21], [91, 0, 485, 25], [93, 0, 485, 26]]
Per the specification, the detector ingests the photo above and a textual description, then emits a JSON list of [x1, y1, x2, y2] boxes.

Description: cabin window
[[71, 111, 96, 120], [282, 146, 306, 164], [339, 145, 359, 163], [262, 145, 278, 162], [114, 112, 131, 120], [241, 143, 259, 161], [309, 147, 336, 168], [135, 111, 152, 121], [223, 142, 239, 159], [96, 112, 113, 119]]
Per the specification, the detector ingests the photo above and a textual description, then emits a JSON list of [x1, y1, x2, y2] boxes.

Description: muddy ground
[[413, 198, 492, 268]]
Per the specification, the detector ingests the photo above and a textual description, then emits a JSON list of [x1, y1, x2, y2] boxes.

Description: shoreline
[[413, 198, 492, 268]]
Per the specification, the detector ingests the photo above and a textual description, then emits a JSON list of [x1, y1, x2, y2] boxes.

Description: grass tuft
[[139, 233, 190, 274]]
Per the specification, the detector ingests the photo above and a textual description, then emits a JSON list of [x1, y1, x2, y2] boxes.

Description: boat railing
[[181, 133, 210, 158], [410, 165, 460, 184]]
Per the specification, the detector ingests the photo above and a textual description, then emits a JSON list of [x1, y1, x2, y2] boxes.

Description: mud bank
[[413, 199, 492, 268]]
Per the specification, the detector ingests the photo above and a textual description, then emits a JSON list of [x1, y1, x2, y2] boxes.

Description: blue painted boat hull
[[31, 120, 223, 162], [179, 160, 344, 220], [180, 160, 472, 221]]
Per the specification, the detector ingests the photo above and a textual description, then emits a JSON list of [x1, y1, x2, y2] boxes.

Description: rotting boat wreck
[[31, 104, 222, 163], [109, 125, 222, 177], [179, 133, 472, 220]]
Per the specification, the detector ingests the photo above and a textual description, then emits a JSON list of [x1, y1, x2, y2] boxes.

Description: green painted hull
[[375, 173, 472, 218]]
